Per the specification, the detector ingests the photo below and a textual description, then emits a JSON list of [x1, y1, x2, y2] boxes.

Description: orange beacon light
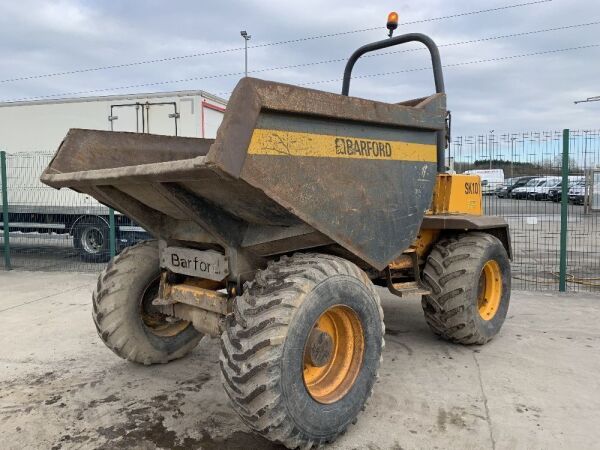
[[387, 12, 399, 37]]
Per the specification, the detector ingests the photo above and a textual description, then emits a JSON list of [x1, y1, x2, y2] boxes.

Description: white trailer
[[0, 90, 227, 261]]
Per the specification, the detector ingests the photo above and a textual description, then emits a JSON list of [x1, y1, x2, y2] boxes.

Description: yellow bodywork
[[412, 228, 441, 257], [430, 174, 482, 215], [248, 128, 437, 162], [390, 174, 484, 267]]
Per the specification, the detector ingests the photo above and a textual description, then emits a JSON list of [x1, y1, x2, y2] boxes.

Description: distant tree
[[455, 156, 584, 177]]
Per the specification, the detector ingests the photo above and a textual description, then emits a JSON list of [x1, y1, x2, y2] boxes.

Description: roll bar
[[341, 33, 446, 172], [341, 33, 445, 96]]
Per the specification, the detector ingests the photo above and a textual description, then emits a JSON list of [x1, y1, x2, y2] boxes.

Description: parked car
[[495, 178, 514, 198], [496, 176, 538, 198], [528, 177, 561, 201], [569, 181, 586, 205], [547, 184, 563, 202], [547, 177, 585, 202], [511, 177, 547, 199]]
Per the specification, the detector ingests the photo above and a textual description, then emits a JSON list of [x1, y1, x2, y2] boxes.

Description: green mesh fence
[[450, 130, 600, 292], [0, 152, 148, 272], [2, 132, 600, 293]]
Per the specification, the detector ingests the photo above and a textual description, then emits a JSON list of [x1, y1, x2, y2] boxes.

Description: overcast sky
[[0, 0, 598, 136]]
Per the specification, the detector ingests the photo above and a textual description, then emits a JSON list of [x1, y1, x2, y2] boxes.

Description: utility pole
[[240, 30, 251, 77]]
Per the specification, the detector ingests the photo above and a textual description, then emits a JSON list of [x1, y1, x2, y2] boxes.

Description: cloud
[[0, 0, 598, 135]]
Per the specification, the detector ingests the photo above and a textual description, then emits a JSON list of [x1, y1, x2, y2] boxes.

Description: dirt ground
[[1, 271, 599, 450]]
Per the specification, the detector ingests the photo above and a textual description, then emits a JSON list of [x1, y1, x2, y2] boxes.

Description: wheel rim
[[477, 260, 502, 321], [139, 277, 190, 337], [303, 305, 364, 404], [81, 227, 104, 254]]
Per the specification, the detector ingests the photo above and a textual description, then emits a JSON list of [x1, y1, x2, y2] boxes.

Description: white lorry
[[0, 90, 227, 261]]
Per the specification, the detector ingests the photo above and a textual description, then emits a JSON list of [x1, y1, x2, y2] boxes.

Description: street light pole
[[240, 30, 251, 77], [510, 136, 516, 178], [583, 130, 589, 213], [488, 130, 495, 169], [489, 138, 492, 169]]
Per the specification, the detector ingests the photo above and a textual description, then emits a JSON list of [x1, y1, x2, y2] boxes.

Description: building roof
[[0, 89, 228, 108]]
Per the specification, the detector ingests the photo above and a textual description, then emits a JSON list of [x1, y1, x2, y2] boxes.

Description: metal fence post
[[559, 129, 569, 292], [109, 208, 116, 258], [1, 151, 11, 270]]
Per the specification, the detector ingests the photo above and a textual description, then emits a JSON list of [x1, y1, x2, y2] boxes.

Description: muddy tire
[[93, 240, 201, 364], [421, 232, 511, 345], [220, 253, 384, 449]]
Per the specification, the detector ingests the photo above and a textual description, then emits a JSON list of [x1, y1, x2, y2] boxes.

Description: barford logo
[[161, 246, 228, 281], [335, 137, 392, 158], [170, 252, 218, 275]]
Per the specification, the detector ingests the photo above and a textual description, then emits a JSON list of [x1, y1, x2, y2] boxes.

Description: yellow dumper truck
[[41, 16, 511, 448]]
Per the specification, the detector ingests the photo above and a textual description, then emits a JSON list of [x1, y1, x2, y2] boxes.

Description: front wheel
[[93, 240, 202, 364], [220, 253, 384, 449], [421, 232, 511, 345]]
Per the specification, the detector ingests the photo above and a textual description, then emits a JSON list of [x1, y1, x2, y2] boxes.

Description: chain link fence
[[2, 130, 600, 292]]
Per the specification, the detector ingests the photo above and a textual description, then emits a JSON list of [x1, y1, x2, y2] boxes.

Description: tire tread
[[92, 240, 200, 364], [421, 232, 509, 345], [220, 253, 384, 449]]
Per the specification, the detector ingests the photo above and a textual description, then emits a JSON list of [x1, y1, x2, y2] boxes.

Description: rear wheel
[[421, 232, 511, 345], [220, 253, 384, 449], [93, 240, 202, 364], [73, 216, 110, 262]]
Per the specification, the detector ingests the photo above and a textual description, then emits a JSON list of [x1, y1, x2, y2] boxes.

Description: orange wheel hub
[[477, 260, 502, 321], [303, 305, 364, 404]]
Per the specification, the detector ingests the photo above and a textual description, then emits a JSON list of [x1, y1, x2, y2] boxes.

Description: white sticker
[[160, 246, 228, 281]]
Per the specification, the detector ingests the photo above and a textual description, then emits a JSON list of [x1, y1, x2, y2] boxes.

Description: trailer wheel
[[73, 216, 110, 262], [220, 253, 384, 449], [93, 240, 201, 365], [421, 232, 511, 345]]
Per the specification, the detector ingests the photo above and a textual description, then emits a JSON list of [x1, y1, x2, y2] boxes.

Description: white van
[[463, 169, 505, 195]]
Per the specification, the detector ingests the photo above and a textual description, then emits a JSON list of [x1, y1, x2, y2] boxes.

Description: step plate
[[391, 281, 431, 296]]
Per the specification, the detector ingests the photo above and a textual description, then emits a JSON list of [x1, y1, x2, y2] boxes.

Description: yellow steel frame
[[430, 174, 483, 215], [390, 174, 484, 266]]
